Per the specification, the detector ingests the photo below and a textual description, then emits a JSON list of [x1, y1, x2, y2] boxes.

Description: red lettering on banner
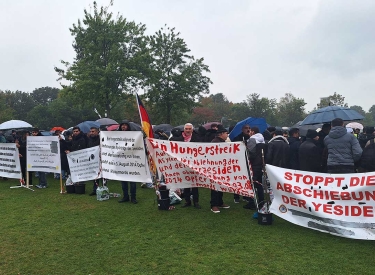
[[350, 176, 375, 187], [281, 195, 307, 209], [363, 206, 374, 217], [149, 139, 159, 149], [284, 172, 292, 181], [277, 182, 284, 191]]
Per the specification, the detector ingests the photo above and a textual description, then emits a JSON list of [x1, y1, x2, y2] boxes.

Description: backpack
[[359, 139, 375, 172]]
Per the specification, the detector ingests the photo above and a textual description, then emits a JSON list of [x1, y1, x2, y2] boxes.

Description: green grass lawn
[[0, 175, 374, 275]]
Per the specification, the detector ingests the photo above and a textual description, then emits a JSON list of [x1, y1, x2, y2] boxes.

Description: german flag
[[136, 93, 154, 138]]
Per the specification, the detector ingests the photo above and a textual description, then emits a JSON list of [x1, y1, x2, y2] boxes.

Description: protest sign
[[26, 136, 61, 173], [0, 143, 22, 179], [146, 139, 253, 197], [100, 131, 151, 183], [67, 146, 101, 183], [267, 164, 375, 240]]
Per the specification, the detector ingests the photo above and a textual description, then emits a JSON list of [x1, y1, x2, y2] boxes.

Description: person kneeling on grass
[[210, 125, 231, 213]]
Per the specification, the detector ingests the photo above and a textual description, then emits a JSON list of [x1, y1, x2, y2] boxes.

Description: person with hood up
[[118, 121, 138, 204], [266, 130, 290, 168], [299, 129, 322, 172], [324, 118, 362, 174], [358, 126, 375, 149]]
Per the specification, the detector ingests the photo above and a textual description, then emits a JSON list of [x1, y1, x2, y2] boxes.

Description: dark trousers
[[252, 166, 264, 207], [327, 165, 355, 174], [121, 181, 136, 199], [210, 190, 223, 207], [184, 187, 199, 204]]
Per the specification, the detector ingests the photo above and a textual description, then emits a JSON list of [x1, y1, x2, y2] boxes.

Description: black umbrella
[[96, 118, 118, 126], [300, 106, 364, 125], [291, 121, 323, 137], [153, 124, 173, 132]]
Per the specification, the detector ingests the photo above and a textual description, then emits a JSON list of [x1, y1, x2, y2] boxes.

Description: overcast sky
[[1, 0, 374, 112]]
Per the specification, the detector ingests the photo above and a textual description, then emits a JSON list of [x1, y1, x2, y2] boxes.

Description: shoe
[[181, 203, 192, 208], [234, 198, 240, 204], [131, 198, 138, 204], [118, 197, 130, 203], [35, 185, 42, 189], [211, 206, 220, 213], [194, 203, 201, 209], [89, 192, 96, 196], [243, 203, 256, 210], [219, 204, 230, 209]]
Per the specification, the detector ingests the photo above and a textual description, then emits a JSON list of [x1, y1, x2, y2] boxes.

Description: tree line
[[1, 87, 374, 130]]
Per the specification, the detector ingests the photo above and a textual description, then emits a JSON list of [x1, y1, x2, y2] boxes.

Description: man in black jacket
[[266, 130, 290, 168], [287, 128, 301, 170], [170, 123, 202, 209], [299, 129, 322, 172], [210, 125, 230, 213], [88, 127, 101, 196]]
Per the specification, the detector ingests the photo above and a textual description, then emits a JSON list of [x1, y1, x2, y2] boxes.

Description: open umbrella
[[290, 121, 323, 137], [300, 106, 364, 125], [202, 122, 221, 130], [107, 122, 142, 131], [345, 122, 363, 130], [153, 124, 173, 133], [50, 126, 65, 132], [76, 121, 100, 133], [96, 118, 118, 126], [107, 124, 119, 131], [229, 117, 267, 141], [0, 120, 32, 130]]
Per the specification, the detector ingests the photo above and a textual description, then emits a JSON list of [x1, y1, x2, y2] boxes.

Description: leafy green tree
[[349, 105, 366, 117], [55, 1, 149, 117], [368, 105, 375, 123], [245, 93, 278, 125], [317, 92, 348, 108], [0, 91, 14, 122], [31, 87, 59, 105], [277, 93, 306, 126], [145, 25, 212, 124], [228, 102, 250, 124], [3, 90, 36, 121]]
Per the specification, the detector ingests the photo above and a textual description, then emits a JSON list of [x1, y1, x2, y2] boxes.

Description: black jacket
[[266, 135, 290, 168], [87, 135, 100, 148], [288, 136, 301, 170], [69, 132, 87, 152], [299, 139, 322, 172]]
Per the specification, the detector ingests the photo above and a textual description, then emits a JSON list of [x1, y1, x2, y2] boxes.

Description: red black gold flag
[[136, 93, 154, 138]]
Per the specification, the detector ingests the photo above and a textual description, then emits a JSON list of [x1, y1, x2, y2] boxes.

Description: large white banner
[[146, 139, 254, 197], [267, 164, 375, 240], [27, 136, 61, 173], [67, 146, 101, 183], [0, 143, 22, 179], [100, 131, 151, 183]]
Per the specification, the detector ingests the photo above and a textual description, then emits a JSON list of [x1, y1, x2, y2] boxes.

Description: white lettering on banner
[[0, 144, 22, 179], [100, 131, 151, 183], [67, 146, 101, 182], [146, 138, 253, 197], [26, 136, 61, 173], [267, 164, 375, 240]]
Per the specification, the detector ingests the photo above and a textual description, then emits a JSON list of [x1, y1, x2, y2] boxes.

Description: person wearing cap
[[210, 125, 230, 213], [299, 129, 322, 172], [324, 118, 362, 173], [170, 123, 202, 209]]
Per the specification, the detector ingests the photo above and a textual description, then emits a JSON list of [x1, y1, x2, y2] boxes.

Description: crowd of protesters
[[1, 118, 375, 214]]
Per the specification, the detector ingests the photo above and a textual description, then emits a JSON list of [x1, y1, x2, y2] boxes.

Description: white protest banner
[[146, 139, 253, 197], [100, 131, 151, 183], [67, 146, 101, 183], [267, 164, 375, 240], [26, 136, 61, 173], [0, 143, 22, 179]]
